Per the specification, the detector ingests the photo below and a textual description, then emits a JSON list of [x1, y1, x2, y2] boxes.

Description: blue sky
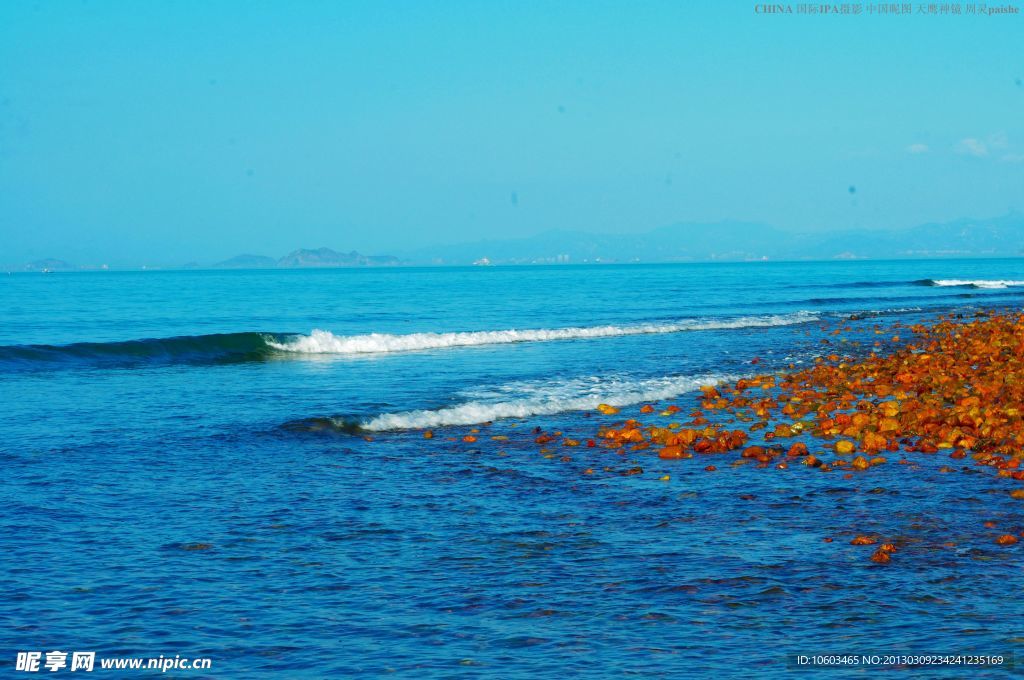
[[1, 1, 1021, 265]]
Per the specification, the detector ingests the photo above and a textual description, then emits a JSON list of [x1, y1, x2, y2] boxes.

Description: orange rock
[[658, 445, 684, 459], [741, 445, 766, 458], [835, 440, 856, 455], [862, 432, 888, 453], [878, 417, 901, 432]]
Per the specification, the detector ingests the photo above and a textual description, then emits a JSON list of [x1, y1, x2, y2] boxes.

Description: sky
[[1, 1, 1022, 265]]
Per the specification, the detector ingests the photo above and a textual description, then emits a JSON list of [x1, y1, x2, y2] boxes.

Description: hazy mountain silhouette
[[276, 248, 402, 268], [214, 254, 278, 269], [15, 211, 1024, 270], [406, 211, 1024, 264], [24, 258, 76, 271], [211, 248, 402, 269]]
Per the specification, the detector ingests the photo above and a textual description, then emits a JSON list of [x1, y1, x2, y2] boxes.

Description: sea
[[3, 259, 1024, 677]]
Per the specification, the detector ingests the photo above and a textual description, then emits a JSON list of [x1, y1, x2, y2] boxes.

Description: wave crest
[[266, 312, 818, 356], [357, 373, 735, 430], [925, 279, 1024, 289]]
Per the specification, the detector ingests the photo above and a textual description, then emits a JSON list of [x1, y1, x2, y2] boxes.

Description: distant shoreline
[[8, 253, 1024, 275], [8, 210, 1024, 273]]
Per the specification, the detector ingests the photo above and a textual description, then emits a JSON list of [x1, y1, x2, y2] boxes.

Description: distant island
[[214, 254, 279, 269], [22, 258, 78, 272], [213, 248, 402, 269], [13, 248, 402, 273], [213, 248, 401, 269], [11, 210, 1024, 271]]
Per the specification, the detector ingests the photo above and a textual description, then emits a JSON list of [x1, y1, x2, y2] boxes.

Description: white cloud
[[906, 143, 929, 154], [955, 137, 988, 157], [1001, 153, 1024, 164], [988, 131, 1009, 150]]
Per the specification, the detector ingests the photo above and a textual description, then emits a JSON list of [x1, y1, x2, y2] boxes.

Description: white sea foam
[[359, 373, 735, 430], [931, 279, 1024, 289], [266, 312, 818, 355]]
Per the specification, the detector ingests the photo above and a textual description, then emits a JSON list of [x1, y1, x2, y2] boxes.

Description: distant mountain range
[[404, 210, 1024, 265], [22, 258, 78, 272], [13, 248, 402, 272], [214, 254, 279, 269], [214, 248, 402, 269], [11, 211, 1024, 271]]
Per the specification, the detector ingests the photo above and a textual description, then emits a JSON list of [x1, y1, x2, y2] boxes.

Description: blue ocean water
[[3, 259, 1024, 677]]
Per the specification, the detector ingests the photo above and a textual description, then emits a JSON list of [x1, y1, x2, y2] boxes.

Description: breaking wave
[[283, 373, 736, 433], [266, 312, 819, 356], [923, 279, 1024, 289], [0, 313, 818, 370]]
